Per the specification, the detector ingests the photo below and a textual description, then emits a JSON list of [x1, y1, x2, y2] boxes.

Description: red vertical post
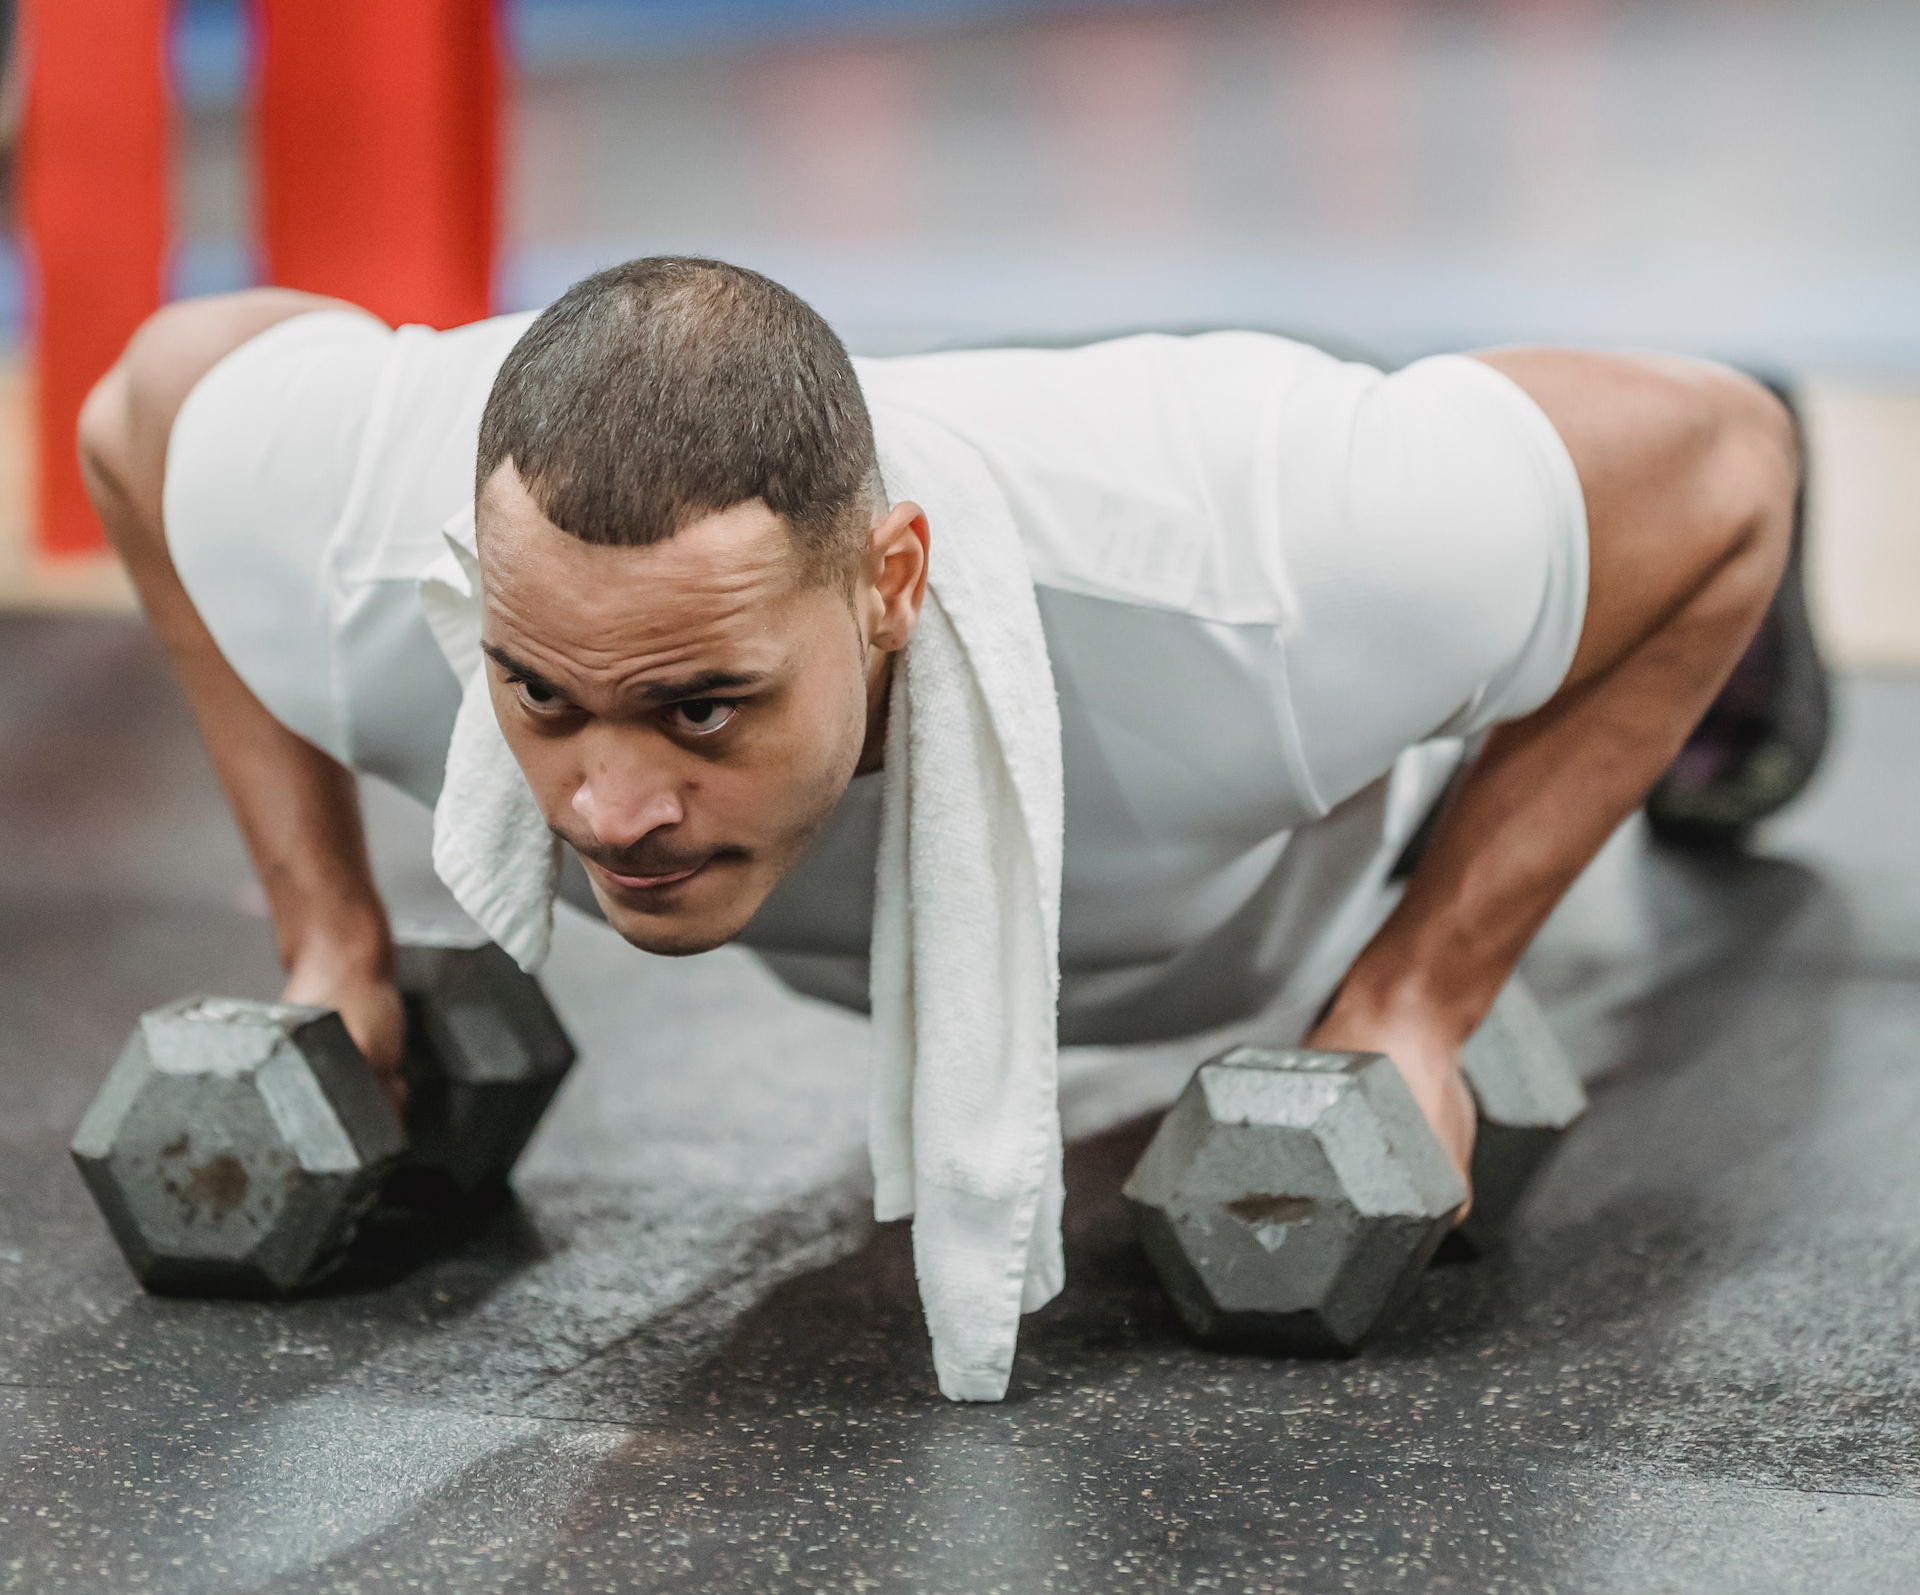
[[254, 0, 499, 329], [18, 0, 173, 558]]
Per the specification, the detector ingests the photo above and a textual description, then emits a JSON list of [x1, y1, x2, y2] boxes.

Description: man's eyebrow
[[633, 668, 768, 703], [483, 644, 569, 699], [482, 646, 766, 705]]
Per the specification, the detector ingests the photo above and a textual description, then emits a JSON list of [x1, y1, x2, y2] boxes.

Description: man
[[78, 256, 1795, 1209]]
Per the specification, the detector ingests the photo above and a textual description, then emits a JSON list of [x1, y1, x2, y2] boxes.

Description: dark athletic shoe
[[1644, 378, 1832, 849]]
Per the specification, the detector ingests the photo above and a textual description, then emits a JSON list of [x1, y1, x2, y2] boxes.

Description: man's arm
[[78, 290, 408, 1101], [1305, 350, 1799, 1183]]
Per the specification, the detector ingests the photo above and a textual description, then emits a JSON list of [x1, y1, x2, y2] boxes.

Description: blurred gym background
[[2, 0, 1916, 666]]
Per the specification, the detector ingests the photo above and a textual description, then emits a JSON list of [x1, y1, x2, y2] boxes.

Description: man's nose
[[571, 750, 685, 850]]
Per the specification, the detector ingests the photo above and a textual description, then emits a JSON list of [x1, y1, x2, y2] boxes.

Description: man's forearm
[[98, 482, 391, 987], [201, 673, 393, 987], [1322, 626, 1742, 1050]]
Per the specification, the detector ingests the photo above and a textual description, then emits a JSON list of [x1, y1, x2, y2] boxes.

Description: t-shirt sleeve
[[1273, 353, 1590, 814]]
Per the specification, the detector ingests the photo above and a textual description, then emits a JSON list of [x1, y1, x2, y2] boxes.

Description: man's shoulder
[[855, 332, 1359, 626], [854, 330, 1361, 476], [855, 327, 1330, 395]]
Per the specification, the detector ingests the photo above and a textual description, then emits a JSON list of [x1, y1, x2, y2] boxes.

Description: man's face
[[476, 465, 892, 956]]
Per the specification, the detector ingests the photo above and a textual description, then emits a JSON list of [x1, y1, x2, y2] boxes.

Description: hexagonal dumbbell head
[[1124, 1049, 1466, 1355], [70, 999, 406, 1296], [392, 932, 577, 1201], [1456, 977, 1588, 1252]]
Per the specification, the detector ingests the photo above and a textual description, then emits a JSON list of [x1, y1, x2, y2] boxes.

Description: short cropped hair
[[475, 257, 878, 581]]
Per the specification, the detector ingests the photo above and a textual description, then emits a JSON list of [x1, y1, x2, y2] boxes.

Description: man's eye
[[513, 679, 564, 712], [670, 699, 737, 736]]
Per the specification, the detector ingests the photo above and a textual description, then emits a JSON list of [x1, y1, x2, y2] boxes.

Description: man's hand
[[282, 945, 408, 1111], [1306, 996, 1477, 1215]]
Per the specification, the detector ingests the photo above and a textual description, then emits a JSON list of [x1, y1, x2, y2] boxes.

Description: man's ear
[[862, 500, 929, 652]]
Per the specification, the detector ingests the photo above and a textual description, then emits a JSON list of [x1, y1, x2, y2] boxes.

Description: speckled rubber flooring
[[4, 613, 1918, 1594]]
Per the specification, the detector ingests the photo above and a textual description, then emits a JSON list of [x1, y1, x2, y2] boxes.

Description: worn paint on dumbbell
[[156, 1137, 255, 1222]]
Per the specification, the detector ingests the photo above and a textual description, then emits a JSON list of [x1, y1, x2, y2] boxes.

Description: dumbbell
[[69, 932, 576, 1297], [1123, 976, 1585, 1354], [1450, 978, 1589, 1254]]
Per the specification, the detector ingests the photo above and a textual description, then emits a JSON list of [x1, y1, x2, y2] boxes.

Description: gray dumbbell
[[389, 934, 578, 1203], [1124, 976, 1585, 1353], [70, 933, 575, 1296]]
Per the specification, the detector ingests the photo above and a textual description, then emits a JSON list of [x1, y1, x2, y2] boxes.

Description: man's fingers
[[342, 991, 410, 1114], [358, 1040, 408, 1115], [1303, 1003, 1478, 1212], [284, 970, 410, 1114], [1395, 1057, 1477, 1223], [1445, 1076, 1477, 1228]]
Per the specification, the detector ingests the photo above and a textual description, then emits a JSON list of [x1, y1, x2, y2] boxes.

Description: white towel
[[420, 509, 564, 972], [866, 406, 1066, 1402], [419, 403, 1066, 1403]]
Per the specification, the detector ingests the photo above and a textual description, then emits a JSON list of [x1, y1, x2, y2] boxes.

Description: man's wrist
[[1310, 961, 1483, 1060], [278, 901, 394, 989]]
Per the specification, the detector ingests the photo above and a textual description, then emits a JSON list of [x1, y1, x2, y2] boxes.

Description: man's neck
[[855, 648, 895, 776]]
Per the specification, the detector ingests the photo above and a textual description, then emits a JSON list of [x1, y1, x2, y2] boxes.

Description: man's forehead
[[480, 474, 801, 609], [474, 469, 820, 685]]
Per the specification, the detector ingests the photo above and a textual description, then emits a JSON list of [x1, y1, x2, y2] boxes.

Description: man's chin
[[593, 886, 758, 958], [609, 916, 744, 958]]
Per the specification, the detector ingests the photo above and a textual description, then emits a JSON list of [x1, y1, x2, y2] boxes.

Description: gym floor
[[4, 612, 1919, 1590]]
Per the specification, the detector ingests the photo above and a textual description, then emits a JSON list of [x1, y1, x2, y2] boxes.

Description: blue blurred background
[[110, 0, 1920, 367]]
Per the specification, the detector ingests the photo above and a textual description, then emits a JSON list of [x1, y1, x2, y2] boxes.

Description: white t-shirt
[[744, 335, 1587, 1039], [165, 316, 1587, 1046]]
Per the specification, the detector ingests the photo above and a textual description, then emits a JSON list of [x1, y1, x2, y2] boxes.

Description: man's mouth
[[587, 857, 709, 893]]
